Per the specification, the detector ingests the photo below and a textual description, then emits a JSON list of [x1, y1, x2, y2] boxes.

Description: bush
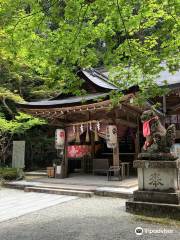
[[0, 168, 18, 180]]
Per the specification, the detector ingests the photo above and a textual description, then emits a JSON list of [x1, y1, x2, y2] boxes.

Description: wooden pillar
[[135, 116, 140, 159], [91, 131, 95, 159], [113, 128, 119, 166], [113, 145, 119, 166], [113, 135, 120, 177], [64, 128, 68, 177], [161, 95, 166, 126], [112, 115, 120, 166]]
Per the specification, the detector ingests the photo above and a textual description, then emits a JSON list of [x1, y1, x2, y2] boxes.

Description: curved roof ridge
[[82, 68, 117, 90]]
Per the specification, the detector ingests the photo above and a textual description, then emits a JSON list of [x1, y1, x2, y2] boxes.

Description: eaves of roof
[[18, 92, 108, 108]]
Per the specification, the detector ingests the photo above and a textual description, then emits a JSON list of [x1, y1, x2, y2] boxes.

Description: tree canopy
[[0, 0, 179, 166], [0, 0, 179, 101]]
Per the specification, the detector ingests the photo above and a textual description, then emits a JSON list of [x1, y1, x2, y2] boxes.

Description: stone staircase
[[4, 180, 137, 199]]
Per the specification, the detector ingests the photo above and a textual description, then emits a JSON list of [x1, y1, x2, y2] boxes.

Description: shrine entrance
[[66, 120, 138, 178]]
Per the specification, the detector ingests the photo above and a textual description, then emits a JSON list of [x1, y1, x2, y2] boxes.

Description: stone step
[[4, 182, 95, 192], [4, 182, 136, 198], [25, 171, 47, 177], [24, 186, 94, 198], [95, 187, 136, 199], [95, 190, 132, 199], [26, 184, 95, 192], [4, 182, 25, 190]]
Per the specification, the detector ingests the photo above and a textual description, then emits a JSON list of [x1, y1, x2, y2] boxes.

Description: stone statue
[[138, 110, 177, 160]]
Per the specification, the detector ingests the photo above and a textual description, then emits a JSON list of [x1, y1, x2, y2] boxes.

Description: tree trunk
[[2, 98, 14, 118]]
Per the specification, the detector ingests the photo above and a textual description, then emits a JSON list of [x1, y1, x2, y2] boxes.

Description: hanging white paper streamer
[[80, 124, 84, 133], [73, 125, 76, 133], [97, 121, 100, 131], [89, 122, 92, 131]]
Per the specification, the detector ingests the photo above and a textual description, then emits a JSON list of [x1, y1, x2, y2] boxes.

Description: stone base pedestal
[[133, 190, 180, 204], [126, 200, 180, 220], [126, 160, 180, 219]]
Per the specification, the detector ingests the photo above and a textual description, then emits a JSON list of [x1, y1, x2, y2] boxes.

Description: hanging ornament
[[97, 121, 100, 131], [73, 125, 76, 134], [89, 122, 92, 131], [85, 124, 90, 142], [80, 124, 84, 133], [94, 127, 99, 142], [75, 126, 80, 143]]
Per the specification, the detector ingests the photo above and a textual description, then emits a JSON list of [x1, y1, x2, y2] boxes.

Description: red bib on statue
[[143, 121, 151, 137]]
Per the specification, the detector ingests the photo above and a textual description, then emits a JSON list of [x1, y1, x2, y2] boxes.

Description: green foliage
[[0, 0, 179, 100], [0, 55, 54, 101], [0, 112, 46, 134], [0, 110, 46, 166], [0, 82, 47, 167], [0, 87, 24, 103], [0, 167, 18, 180]]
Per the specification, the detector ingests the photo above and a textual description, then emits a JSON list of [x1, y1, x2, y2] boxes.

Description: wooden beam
[[123, 103, 143, 115], [115, 118, 137, 128], [48, 119, 65, 127], [169, 102, 180, 111], [18, 93, 137, 116], [66, 119, 102, 127], [19, 99, 112, 114]]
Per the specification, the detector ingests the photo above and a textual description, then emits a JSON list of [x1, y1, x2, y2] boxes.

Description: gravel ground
[[0, 194, 179, 240]]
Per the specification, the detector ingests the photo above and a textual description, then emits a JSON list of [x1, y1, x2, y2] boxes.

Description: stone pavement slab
[[28, 174, 138, 188], [0, 188, 78, 223]]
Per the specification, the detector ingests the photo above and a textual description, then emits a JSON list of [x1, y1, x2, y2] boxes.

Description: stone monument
[[126, 110, 180, 219], [12, 141, 25, 168]]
